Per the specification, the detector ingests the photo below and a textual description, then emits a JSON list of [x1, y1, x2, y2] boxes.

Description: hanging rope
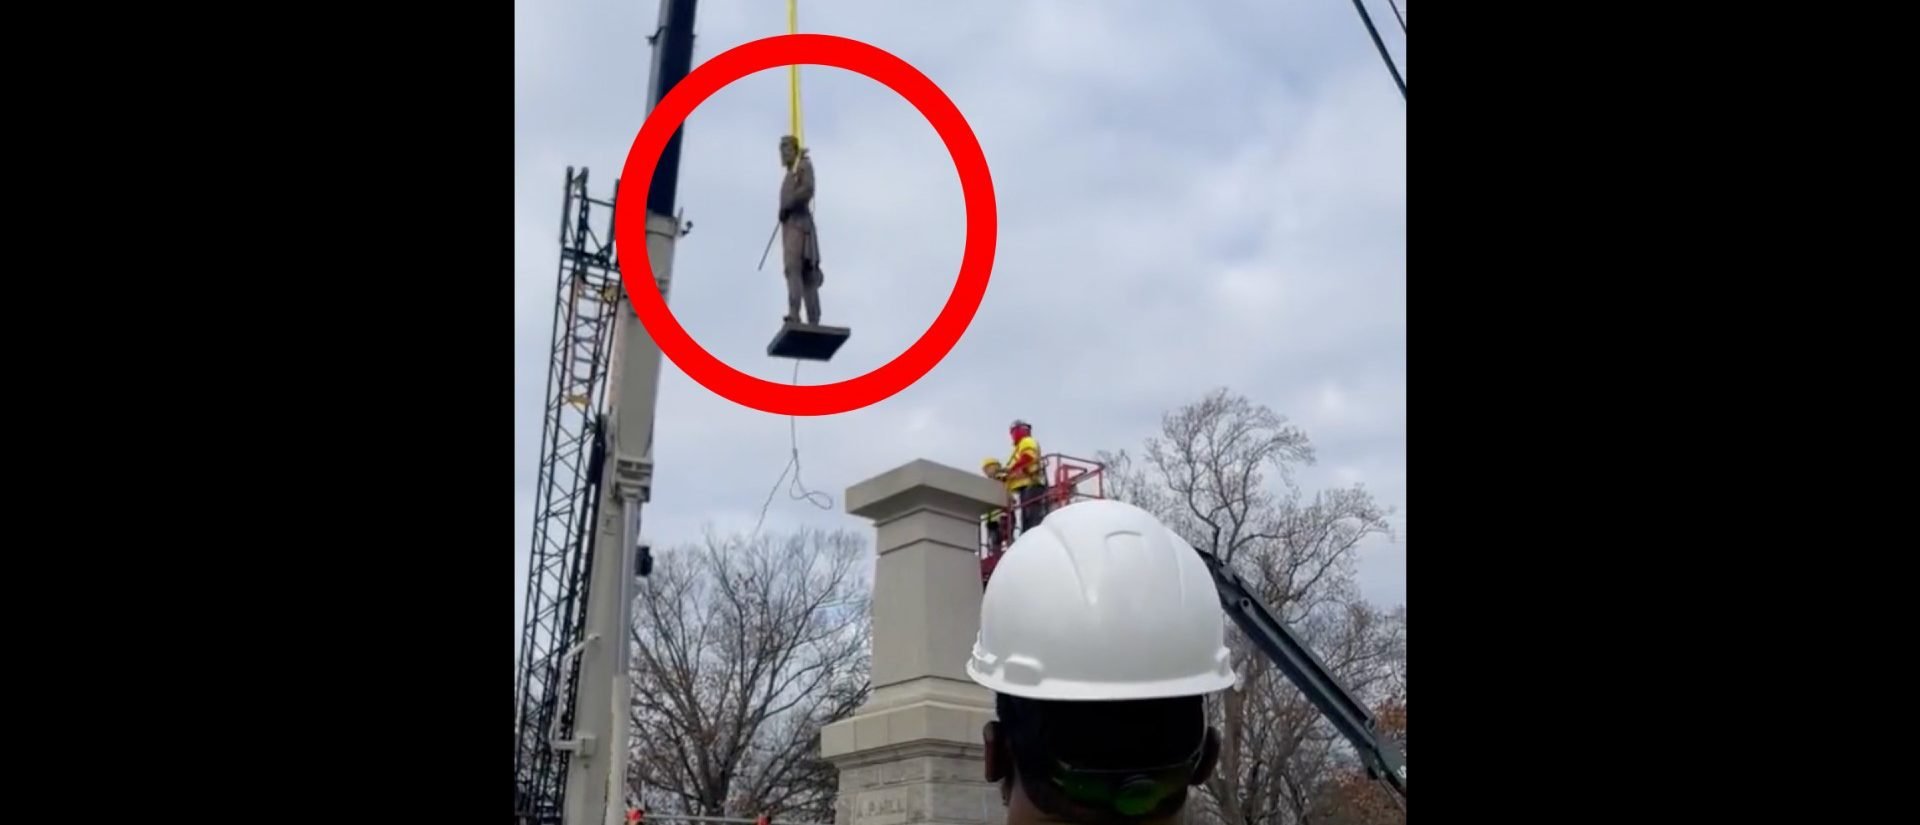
[[746, 361, 835, 547]]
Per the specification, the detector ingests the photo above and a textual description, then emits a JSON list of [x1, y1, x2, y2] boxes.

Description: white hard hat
[[967, 499, 1238, 701]]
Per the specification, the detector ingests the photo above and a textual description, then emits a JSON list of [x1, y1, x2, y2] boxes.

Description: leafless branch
[[1097, 389, 1404, 825], [625, 527, 872, 821]]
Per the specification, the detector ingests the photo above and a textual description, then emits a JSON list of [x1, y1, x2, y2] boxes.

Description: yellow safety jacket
[[1004, 436, 1044, 492]]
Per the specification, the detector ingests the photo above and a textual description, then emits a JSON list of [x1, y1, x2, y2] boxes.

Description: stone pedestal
[[821, 460, 1007, 825]]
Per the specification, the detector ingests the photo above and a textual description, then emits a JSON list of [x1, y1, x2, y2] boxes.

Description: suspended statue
[[765, 134, 849, 362], [778, 134, 823, 325]]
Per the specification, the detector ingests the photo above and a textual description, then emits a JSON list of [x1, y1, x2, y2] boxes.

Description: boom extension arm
[[1195, 549, 1407, 801]]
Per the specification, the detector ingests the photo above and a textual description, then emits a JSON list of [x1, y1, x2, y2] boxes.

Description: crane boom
[[515, 170, 622, 825], [1195, 549, 1408, 802], [550, 3, 700, 825]]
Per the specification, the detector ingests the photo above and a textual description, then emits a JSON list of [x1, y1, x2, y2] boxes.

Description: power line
[[1347, 0, 1407, 99], [1387, 0, 1407, 34]]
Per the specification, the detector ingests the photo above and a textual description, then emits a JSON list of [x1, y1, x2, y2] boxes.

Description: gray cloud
[[515, 0, 1407, 633]]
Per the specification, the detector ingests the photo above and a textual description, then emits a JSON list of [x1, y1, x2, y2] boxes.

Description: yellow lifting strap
[[787, 0, 804, 148]]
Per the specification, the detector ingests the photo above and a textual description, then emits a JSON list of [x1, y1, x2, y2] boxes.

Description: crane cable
[[788, 0, 818, 226], [787, 0, 803, 148], [1346, 0, 1407, 100], [757, 0, 813, 272]]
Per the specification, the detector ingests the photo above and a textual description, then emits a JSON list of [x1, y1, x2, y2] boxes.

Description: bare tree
[[625, 527, 872, 822], [1307, 688, 1405, 825], [1097, 388, 1404, 825]]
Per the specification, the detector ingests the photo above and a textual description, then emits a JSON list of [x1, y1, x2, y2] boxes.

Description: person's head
[[968, 500, 1237, 825], [780, 135, 799, 167], [1010, 419, 1032, 442], [983, 457, 1004, 478]]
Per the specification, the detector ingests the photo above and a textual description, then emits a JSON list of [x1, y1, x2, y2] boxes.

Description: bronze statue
[[778, 135, 824, 325]]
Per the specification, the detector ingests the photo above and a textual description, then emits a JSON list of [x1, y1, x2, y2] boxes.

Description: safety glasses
[[1042, 738, 1204, 817]]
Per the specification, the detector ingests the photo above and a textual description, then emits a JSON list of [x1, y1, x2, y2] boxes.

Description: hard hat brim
[[966, 657, 1237, 702]]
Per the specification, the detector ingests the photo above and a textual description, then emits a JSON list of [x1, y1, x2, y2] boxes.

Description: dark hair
[[996, 693, 1207, 823]]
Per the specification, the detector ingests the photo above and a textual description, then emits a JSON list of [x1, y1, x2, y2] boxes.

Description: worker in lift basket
[[968, 499, 1236, 825], [981, 457, 1013, 550], [995, 420, 1049, 535]]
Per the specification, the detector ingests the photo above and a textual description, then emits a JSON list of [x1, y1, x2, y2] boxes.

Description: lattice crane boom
[[515, 167, 623, 825], [516, 3, 700, 824]]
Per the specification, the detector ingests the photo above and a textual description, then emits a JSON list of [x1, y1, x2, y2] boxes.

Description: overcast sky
[[515, 0, 1407, 634]]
